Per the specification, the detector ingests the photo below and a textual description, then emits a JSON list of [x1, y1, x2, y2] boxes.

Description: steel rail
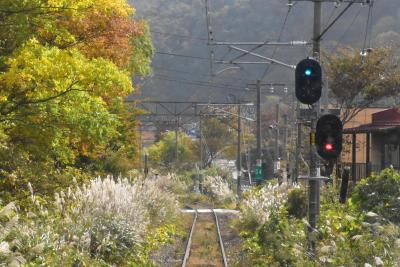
[[181, 210, 198, 267], [213, 210, 229, 267], [181, 209, 229, 267]]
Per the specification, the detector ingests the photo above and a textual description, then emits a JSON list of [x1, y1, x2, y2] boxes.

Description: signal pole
[[199, 115, 203, 169], [294, 0, 370, 258], [237, 103, 242, 200], [256, 80, 262, 179], [275, 103, 280, 162], [307, 0, 322, 258]]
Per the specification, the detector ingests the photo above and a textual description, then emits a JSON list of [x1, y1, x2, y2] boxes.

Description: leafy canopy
[[325, 47, 400, 124]]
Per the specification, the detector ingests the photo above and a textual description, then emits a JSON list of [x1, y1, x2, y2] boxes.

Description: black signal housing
[[295, 58, 322, 105], [316, 114, 343, 160]]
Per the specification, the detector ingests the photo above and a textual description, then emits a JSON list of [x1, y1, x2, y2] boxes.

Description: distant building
[[343, 108, 400, 181]]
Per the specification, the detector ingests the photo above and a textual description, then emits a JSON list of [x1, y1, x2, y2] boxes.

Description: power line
[[324, 5, 338, 29], [155, 51, 210, 61], [150, 30, 208, 41], [152, 75, 245, 91], [334, 6, 363, 49], [259, 6, 292, 81], [151, 65, 257, 84], [362, 3, 373, 52], [155, 74, 243, 88], [229, 4, 294, 63]]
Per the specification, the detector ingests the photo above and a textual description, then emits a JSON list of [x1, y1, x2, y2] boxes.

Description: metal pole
[[144, 154, 149, 178], [275, 103, 280, 161], [283, 114, 288, 161], [237, 103, 242, 200], [308, 0, 322, 258], [200, 116, 203, 169], [256, 80, 262, 174], [352, 133, 357, 186], [295, 119, 301, 184], [175, 119, 179, 165]]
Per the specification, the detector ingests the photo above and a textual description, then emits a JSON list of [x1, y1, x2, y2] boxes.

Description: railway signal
[[316, 114, 343, 160], [295, 58, 322, 105]]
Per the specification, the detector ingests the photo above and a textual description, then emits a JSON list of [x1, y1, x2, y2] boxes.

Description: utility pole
[[199, 115, 203, 169], [293, 0, 371, 259], [256, 80, 262, 180], [294, 104, 301, 184], [308, 0, 322, 258], [175, 118, 179, 165], [237, 102, 242, 200], [275, 103, 280, 162], [144, 154, 149, 178]]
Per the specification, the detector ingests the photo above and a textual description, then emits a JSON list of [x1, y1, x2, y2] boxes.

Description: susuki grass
[[203, 175, 234, 201], [0, 174, 180, 266]]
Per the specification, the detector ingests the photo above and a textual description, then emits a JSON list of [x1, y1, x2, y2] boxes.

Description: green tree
[[202, 117, 235, 166], [148, 131, 198, 170], [325, 47, 400, 124], [0, 0, 154, 202]]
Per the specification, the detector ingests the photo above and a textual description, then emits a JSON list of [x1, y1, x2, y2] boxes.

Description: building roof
[[343, 108, 400, 134]]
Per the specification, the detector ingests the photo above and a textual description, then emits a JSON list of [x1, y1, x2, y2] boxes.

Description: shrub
[[0, 174, 180, 266], [285, 188, 307, 219], [55, 176, 179, 262], [203, 175, 233, 200], [240, 182, 292, 229], [351, 168, 400, 224]]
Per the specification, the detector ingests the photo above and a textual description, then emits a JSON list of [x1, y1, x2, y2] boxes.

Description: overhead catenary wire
[[362, 3, 373, 52], [150, 30, 208, 41], [323, 4, 338, 29], [155, 74, 245, 89], [228, 3, 294, 63], [334, 5, 363, 50], [152, 75, 246, 91], [368, 2, 374, 49], [152, 65, 256, 84], [259, 5, 292, 81], [155, 51, 210, 61]]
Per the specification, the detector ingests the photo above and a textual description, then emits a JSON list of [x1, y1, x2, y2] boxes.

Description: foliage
[[0, 174, 179, 266], [202, 117, 235, 166], [0, 0, 154, 204], [317, 204, 400, 266], [241, 209, 308, 267], [240, 182, 292, 229], [238, 181, 400, 266], [285, 188, 307, 219], [147, 131, 198, 170], [325, 46, 400, 124], [202, 175, 234, 201], [351, 168, 400, 224]]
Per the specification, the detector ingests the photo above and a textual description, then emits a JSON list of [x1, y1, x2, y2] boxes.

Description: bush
[[238, 181, 400, 266], [0, 174, 180, 266], [240, 182, 292, 230], [203, 175, 233, 200], [351, 168, 400, 224], [285, 188, 307, 219]]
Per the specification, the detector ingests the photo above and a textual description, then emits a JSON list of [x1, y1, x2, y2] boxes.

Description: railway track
[[181, 209, 228, 267]]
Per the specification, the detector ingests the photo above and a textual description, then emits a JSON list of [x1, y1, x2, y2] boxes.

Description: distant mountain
[[130, 0, 400, 102]]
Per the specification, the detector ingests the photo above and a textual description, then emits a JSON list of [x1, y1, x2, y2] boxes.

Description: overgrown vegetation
[[237, 170, 400, 266], [0, 175, 180, 266], [147, 131, 198, 171]]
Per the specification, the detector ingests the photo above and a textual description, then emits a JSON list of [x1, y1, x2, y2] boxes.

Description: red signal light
[[325, 143, 333, 151]]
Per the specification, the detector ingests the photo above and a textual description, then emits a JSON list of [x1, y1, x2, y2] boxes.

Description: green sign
[[255, 166, 263, 181]]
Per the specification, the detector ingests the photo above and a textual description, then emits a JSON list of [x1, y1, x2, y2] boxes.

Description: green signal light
[[305, 69, 312, 76]]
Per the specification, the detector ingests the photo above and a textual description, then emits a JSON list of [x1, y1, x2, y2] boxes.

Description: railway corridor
[[186, 213, 224, 267]]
